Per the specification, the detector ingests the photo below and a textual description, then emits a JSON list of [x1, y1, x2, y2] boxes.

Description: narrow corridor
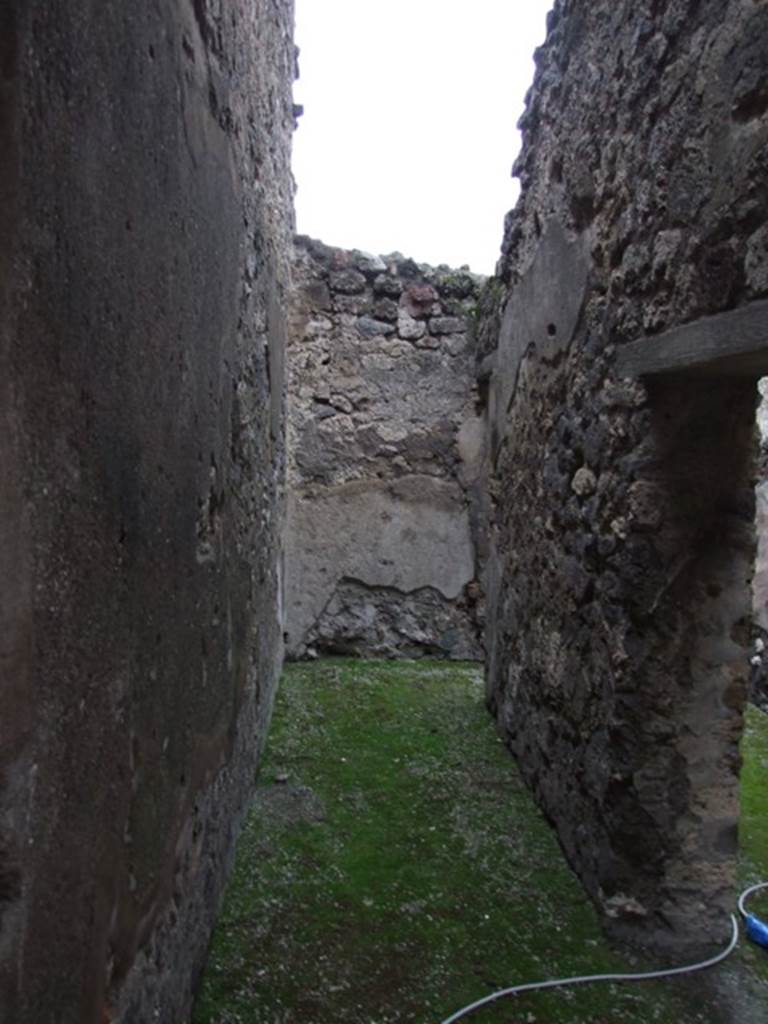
[[193, 661, 768, 1024]]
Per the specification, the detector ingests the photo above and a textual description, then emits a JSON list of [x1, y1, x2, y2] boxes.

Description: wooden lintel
[[616, 300, 768, 378]]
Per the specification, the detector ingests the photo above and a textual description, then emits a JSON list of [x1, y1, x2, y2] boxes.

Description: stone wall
[[480, 0, 768, 952], [286, 237, 486, 661], [0, 2, 294, 1021], [750, 381, 768, 709]]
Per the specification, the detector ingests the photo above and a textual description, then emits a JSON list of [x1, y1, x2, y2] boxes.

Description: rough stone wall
[[0, 2, 294, 1021], [750, 380, 768, 709], [481, 0, 767, 951], [286, 237, 486, 661]]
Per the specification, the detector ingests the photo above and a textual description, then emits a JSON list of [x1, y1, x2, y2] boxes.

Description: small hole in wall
[[547, 323, 557, 337]]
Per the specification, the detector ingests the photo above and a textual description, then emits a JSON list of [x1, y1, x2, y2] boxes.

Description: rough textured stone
[[479, 0, 767, 954], [571, 466, 597, 498], [0, 2, 294, 1020], [398, 311, 427, 340], [286, 238, 486, 660], [308, 579, 482, 660], [329, 268, 367, 294], [429, 316, 465, 336], [753, 482, 768, 631], [745, 224, 768, 296], [403, 283, 439, 319], [373, 297, 400, 322], [286, 478, 476, 658], [356, 315, 395, 338], [750, 383, 768, 710], [373, 273, 404, 298]]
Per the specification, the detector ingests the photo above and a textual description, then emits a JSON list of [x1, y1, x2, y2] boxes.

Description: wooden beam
[[616, 300, 768, 378]]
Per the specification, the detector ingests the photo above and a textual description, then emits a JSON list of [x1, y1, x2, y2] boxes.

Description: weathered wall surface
[[481, 0, 767, 951], [0, 2, 294, 1021], [750, 382, 768, 709], [286, 237, 486, 660]]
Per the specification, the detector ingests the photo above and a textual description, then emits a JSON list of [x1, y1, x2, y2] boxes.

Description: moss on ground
[[194, 660, 768, 1024], [739, 702, 768, 986]]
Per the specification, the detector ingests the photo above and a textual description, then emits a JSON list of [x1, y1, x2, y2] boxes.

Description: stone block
[[329, 269, 367, 294], [429, 316, 465, 335], [356, 316, 395, 338]]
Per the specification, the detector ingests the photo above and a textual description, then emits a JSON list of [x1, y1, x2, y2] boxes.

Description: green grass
[[738, 703, 768, 985], [193, 660, 768, 1024]]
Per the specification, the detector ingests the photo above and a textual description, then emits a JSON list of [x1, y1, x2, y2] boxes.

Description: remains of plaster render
[[285, 237, 487, 662], [0, 2, 295, 1020]]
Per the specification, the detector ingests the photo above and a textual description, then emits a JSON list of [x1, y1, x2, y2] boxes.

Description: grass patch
[[738, 703, 768, 985], [194, 660, 767, 1023]]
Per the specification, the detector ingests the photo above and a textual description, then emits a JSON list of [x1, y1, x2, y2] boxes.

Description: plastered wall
[[0, 2, 295, 1019], [285, 237, 487, 661]]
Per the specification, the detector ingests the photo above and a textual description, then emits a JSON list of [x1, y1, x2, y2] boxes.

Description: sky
[[292, 1, 553, 275]]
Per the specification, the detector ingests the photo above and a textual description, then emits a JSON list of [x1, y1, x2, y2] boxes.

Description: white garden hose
[[439, 882, 768, 1024], [739, 881, 768, 947]]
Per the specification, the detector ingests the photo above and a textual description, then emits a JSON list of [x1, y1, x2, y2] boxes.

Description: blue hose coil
[[745, 914, 768, 949]]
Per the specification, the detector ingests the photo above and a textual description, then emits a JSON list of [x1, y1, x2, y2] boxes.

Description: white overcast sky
[[292, 1, 552, 275]]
